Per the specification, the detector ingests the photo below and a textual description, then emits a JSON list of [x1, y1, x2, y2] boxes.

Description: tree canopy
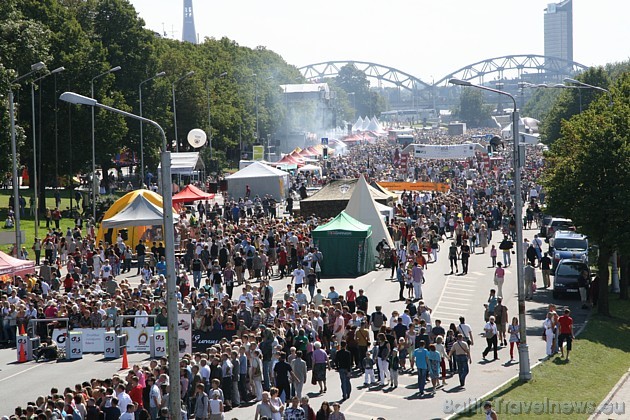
[[542, 73, 630, 314], [1, 0, 304, 187]]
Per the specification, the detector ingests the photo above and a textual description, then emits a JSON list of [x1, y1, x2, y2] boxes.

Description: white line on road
[[355, 400, 396, 409], [345, 412, 374, 419], [440, 296, 471, 301], [0, 363, 42, 383], [443, 290, 473, 296]]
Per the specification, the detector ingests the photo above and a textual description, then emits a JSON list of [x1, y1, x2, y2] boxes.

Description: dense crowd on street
[[0, 126, 578, 420]]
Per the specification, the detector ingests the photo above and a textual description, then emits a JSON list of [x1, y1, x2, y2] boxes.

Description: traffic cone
[[19, 324, 26, 336], [18, 342, 27, 363], [121, 347, 129, 370]]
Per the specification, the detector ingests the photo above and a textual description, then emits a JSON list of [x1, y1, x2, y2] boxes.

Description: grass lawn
[[456, 296, 630, 419], [0, 189, 122, 258]]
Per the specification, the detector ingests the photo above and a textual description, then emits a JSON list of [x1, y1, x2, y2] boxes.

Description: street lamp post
[[31, 67, 65, 239], [60, 91, 181, 417], [564, 77, 613, 106], [91, 66, 121, 223], [252, 73, 259, 142], [449, 78, 531, 381], [139, 71, 166, 188], [172, 71, 195, 153], [8, 61, 46, 255], [206, 72, 227, 160]]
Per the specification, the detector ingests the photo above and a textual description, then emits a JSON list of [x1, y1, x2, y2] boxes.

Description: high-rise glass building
[[544, 0, 573, 62]]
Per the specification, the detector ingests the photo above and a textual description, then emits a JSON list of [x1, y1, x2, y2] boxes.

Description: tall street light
[[172, 71, 195, 153], [252, 73, 259, 142], [449, 78, 532, 381], [91, 65, 121, 223], [8, 61, 46, 255], [60, 91, 181, 416], [31, 67, 65, 239], [564, 77, 613, 106], [139, 71, 166, 187], [206, 71, 227, 160], [523, 82, 587, 112]]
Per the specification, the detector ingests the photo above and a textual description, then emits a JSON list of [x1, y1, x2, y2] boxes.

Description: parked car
[[553, 259, 589, 299], [550, 230, 589, 272], [539, 214, 553, 237], [545, 217, 575, 239]]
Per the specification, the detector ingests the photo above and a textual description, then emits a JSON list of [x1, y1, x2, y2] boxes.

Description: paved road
[[0, 227, 588, 419]]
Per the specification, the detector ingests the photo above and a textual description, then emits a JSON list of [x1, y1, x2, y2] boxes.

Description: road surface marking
[[344, 412, 374, 419], [440, 296, 470, 301], [0, 364, 42, 383], [355, 400, 396, 409], [443, 290, 472, 296]]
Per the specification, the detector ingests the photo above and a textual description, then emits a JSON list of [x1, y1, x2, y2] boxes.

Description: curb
[[588, 368, 630, 420], [445, 311, 591, 419]]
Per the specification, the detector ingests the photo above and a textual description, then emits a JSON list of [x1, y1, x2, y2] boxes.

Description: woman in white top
[[209, 390, 224, 420], [269, 387, 283, 420]]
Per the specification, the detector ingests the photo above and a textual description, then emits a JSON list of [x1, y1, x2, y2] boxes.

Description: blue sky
[[129, 0, 629, 83]]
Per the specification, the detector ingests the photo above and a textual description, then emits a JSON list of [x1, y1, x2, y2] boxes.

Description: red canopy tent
[[277, 154, 303, 166], [0, 250, 35, 281], [172, 184, 215, 204]]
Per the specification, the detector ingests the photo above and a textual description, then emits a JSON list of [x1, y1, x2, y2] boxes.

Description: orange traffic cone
[[18, 342, 27, 363], [19, 324, 26, 336], [121, 347, 129, 370]]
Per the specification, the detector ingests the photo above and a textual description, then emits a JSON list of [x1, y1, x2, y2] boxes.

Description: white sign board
[[104, 331, 117, 358], [122, 326, 152, 353], [413, 143, 484, 160], [178, 313, 192, 357], [16, 335, 29, 361], [152, 329, 167, 358], [68, 331, 83, 359]]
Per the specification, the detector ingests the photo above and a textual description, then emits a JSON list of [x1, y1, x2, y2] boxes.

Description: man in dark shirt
[[334, 341, 353, 400], [102, 396, 121, 419], [273, 352, 295, 403], [430, 320, 446, 342], [392, 317, 408, 340], [135, 240, 146, 276], [355, 289, 368, 313], [460, 243, 470, 274], [540, 252, 552, 289]]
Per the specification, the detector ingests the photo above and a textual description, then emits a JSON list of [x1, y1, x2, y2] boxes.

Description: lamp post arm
[[95, 102, 167, 151]]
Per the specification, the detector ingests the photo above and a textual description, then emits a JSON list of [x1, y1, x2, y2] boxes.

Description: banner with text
[[412, 143, 485, 160], [192, 329, 236, 352], [377, 181, 450, 192]]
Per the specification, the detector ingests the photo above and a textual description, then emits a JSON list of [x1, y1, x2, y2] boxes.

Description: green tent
[[312, 211, 375, 278]]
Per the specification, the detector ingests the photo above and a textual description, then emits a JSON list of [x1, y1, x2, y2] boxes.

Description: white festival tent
[[345, 175, 394, 248], [366, 117, 380, 132], [361, 116, 371, 131], [226, 161, 290, 200], [102, 193, 180, 228], [352, 116, 364, 132]]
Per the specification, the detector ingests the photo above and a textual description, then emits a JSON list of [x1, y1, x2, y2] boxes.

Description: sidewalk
[[590, 368, 630, 420]]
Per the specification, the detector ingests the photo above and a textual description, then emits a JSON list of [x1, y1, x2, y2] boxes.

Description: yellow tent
[[96, 189, 173, 249]]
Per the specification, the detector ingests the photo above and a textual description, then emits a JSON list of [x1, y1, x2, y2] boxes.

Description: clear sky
[[129, 0, 628, 83]]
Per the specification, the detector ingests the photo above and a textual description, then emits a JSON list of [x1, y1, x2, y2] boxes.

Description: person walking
[[413, 340, 429, 395], [312, 342, 330, 394], [193, 383, 209, 419], [524, 261, 536, 300], [558, 309, 574, 361], [448, 334, 472, 387], [540, 252, 552, 289], [499, 236, 513, 267], [335, 341, 353, 400], [508, 317, 520, 361], [493, 262, 505, 298], [376, 333, 391, 386], [290, 350, 307, 399], [493, 297, 508, 346], [448, 241, 459, 274], [411, 262, 424, 301], [482, 316, 499, 360]]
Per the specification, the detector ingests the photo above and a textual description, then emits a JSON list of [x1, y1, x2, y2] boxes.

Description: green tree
[[542, 74, 630, 316], [335, 64, 385, 118], [454, 87, 491, 128], [540, 67, 611, 144]]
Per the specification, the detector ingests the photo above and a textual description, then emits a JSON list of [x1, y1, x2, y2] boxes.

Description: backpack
[[247, 248, 254, 258], [372, 312, 384, 329]]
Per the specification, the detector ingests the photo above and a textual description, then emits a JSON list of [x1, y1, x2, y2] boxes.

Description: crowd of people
[[0, 125, 564, 420]]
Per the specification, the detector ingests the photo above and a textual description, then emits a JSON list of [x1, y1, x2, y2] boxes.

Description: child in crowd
[[362, 351, 376, 385], [389, 348, 400, 389]]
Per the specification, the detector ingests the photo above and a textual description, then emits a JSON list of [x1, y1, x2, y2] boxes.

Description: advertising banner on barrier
[[122, 326, 152, 353], [412, 143, 485, 159], [81, 328, 107, 353], [377, 181, 450, 192], [191, 329, 235, 352], [178, 313, 193, 357]]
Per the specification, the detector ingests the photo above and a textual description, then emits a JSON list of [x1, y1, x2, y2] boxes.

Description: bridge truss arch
[[434, 54, 588, 86], [298, 61, 431, 92]]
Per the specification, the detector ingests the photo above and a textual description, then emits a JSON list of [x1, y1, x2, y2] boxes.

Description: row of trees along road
[[1, 0, 303, 211], [542, 67, 630, 316]]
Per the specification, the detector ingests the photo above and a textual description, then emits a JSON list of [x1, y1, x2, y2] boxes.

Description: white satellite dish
[[187, 128, 207, 148]]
